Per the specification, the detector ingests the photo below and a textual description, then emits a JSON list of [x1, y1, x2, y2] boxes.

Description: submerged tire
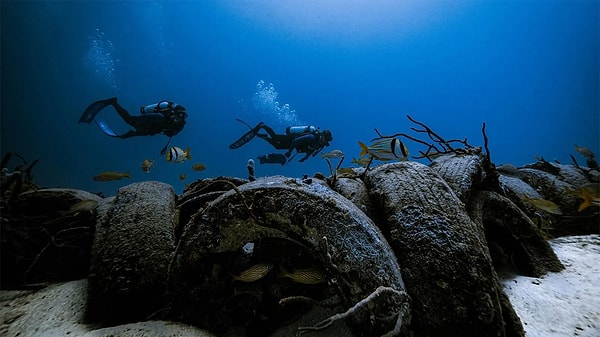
[[169, 176, 409, 336], [366, 161, 514, 337]]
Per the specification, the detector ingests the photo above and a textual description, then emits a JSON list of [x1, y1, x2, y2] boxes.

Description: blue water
[[1, 1, 598, 197]]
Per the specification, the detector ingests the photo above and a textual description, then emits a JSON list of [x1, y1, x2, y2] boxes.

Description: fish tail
[[278, 266, 289, 279], [185, 147, 192, 160], [578, 199, 591, 212], [578, 189, 593, 212], [358, 141, 369, 157], [124, 169, 131, 179]]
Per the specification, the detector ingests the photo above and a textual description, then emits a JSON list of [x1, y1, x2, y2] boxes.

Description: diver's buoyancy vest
[[286, 125, 317, 136], [140, 101, 177, 115]]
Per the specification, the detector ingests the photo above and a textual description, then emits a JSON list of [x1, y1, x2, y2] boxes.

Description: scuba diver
[[78, 97, 188, 154], [229, 119, 333, 165]]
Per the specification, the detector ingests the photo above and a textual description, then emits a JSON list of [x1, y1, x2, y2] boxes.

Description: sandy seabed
[[501, 234, 600, 337]]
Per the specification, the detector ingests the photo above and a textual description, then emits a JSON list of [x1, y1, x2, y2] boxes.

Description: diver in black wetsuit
[[229, 120, 333, 164], [79, 97, 188, 153]]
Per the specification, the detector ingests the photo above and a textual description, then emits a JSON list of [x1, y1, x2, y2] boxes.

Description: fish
[[358, 138, 409, 161], [564, 184, 600, 212], [321, 149, 345, 159], [60, 199, 98, 216], [141, 159, 154, 173], [521, 194, 562, 215], [574, 144, 595, 159], [192, 163, 206, 171], [279, 267, 327, 285], [166, 146, 191, 163], [92, 170, 131, 181], [337, 167, 358, 176], [232, 263, 274, 282], [179, 173, 187, 181], [496, 163, 520, 176], [351, 156, 371, 167]]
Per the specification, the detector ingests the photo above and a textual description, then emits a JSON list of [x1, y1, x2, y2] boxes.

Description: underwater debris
[[298, 286, 410, 336], [1, 152, 40, 198]]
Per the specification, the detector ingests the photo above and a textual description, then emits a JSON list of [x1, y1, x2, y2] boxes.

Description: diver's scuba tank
[[140, 101, 175, 114], [286, 125, 317, 135]]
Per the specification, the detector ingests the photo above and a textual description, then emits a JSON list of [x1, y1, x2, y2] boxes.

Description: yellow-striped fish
[[166, 146, 191, 163], [232, 263, 274, 282], [358, 138, 408, 161], [574, 144, 595, 159], [279, 267, 327, 285], [351, 156, 371, 167], [565, 184, 600, 212], [92, 170, 130, 181], [192, 162, 206, 171], [521, 195, 562, 215], [321, 149, 345, 159]]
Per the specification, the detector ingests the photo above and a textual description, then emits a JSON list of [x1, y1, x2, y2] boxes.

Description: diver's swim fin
[[229, 121, 265, 149], [79, 97, 117, 124], [94, 118, 119, 137], [257, 153, 287, 165]]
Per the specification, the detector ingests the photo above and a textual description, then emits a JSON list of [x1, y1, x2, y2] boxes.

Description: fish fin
[[185, 147, 192, 160], [358, 141, 369, 157], [401, 142, 409, 157], [578, 189, 593, 212], [578, 199, 590, 212]]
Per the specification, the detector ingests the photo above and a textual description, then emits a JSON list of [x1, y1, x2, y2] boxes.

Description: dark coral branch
[[482, 122, 490, 161], [372, 115, 479, 162]]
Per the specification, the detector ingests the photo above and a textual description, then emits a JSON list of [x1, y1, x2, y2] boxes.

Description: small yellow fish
[[564, 184, 600, 212], [358, 138, 408, 161], [521, 195, 562, 215], [166, 146, 191, 163], [321, 150, 345, 159], [192, 163, 206, 171], [351, 156, 371, 167], [574, 144, 595, 159], [279, 267, 327, 285], [141, 159, 154, 173], [93, 170, 131, 181], [232, 263, 274, 282], [179, 173, 187, 181], [336, 167, 357, 177]]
